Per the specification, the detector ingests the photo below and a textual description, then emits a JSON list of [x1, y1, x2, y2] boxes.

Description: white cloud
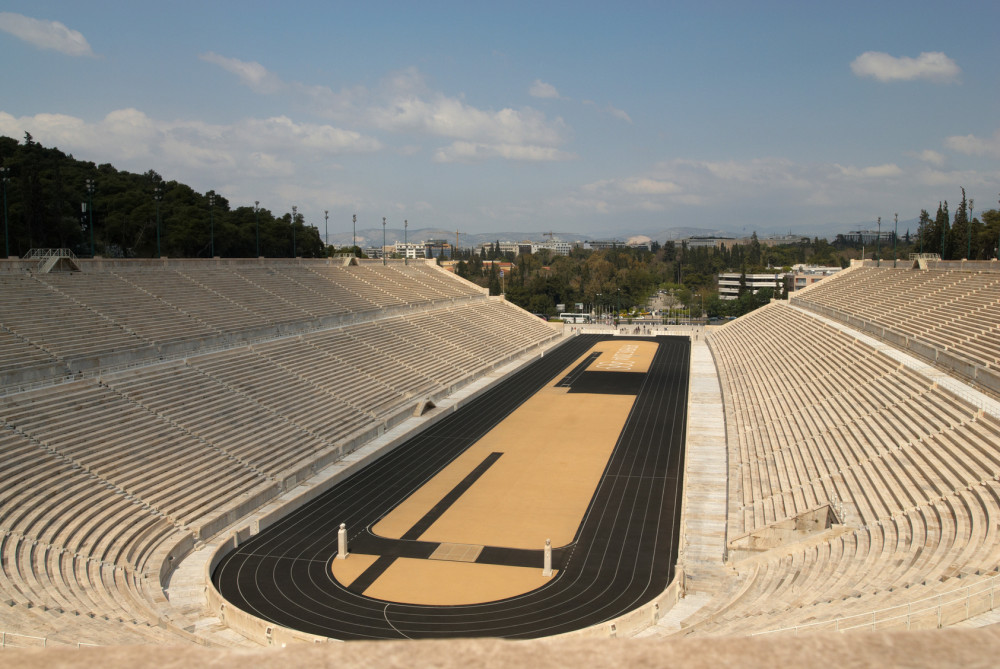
[[607, 105, 632, 124], [529, 79, 560, 99], [202, 58, 572, 161], [944, 129, 1000, 158], [584, 177, 681, 195], [199, 52, 284, 94], [0, 12, 95, 57], [433, 141, 575, 163], [582, 99, 632, 124], [372, 96, 567, 147], [0, 109, 381, 181], [850, 51, 960, 83], [908, 149, 947, 167], [834, 163, 903, 179]]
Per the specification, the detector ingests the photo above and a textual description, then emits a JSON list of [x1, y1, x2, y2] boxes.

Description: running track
[[212, 334, 690, 639]]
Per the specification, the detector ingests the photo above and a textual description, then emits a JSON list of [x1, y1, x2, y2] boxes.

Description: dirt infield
[[333, 340, 658, 605]]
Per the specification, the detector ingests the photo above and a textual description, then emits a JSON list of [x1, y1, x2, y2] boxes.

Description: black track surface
[[212, 335, 690, 639]]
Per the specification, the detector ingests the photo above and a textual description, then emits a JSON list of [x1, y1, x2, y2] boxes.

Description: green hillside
[[0, 133, 323, 259]]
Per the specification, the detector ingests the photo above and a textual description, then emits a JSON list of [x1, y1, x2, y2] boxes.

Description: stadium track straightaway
[[212, 334, 690, 639]]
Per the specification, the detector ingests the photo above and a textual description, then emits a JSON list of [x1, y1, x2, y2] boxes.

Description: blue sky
[[1, 1, 998, 239]]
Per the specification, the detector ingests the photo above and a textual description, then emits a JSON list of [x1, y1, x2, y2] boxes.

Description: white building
[[393, 242, 423, 259], [478, 240, 572, 256], [717, 272, 787, 300], [539, 240, 572, 256], [788, 264, 842, 292]]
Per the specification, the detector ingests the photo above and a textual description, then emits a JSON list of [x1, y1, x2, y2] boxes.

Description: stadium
[[2, 251, 1000, 664]]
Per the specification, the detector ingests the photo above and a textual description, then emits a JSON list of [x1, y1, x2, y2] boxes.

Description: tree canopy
[[0, 134, 323, 258]]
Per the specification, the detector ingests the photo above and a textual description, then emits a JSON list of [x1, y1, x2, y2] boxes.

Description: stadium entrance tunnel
[[211, 335, 691, 640]]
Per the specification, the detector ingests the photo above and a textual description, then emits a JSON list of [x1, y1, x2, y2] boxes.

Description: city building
[[717, 271, 787, 300], [423, 239, 452, 259], [686, 236, 738, 250], [585, 240, 622, 251], [841, 230, 895, 244], [788, 264, 842, 292], [393, 242, 424, 259]]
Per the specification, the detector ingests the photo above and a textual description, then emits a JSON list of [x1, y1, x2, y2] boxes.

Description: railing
[[909, 253, 941, 260], [0, 630, 99, 649], [750, 573, 1000, 637], [21, 248, 78, 260]]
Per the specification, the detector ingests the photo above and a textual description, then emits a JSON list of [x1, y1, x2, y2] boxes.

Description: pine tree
[[935, 201, 950, 258], [948, 188, 969, 259], [916, 209, 931, 253]]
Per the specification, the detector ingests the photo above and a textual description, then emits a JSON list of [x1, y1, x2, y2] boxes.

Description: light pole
[[968, 198, 974, 260], [85, 178, 95, 257], [404, 218, 408, 265], [291, 205, 297, 257], [0, 166, 9, 258], [382, 216, 387, 266], [153, 185, 162, 258], [324, 210, 329, 256], [208, 192, 216, 257], [942, 205, 947, 259], [892, 214, 899, 269], [352, 214, 357, 256], [876, 216, 881, 267], [254, 201, 260, 257]]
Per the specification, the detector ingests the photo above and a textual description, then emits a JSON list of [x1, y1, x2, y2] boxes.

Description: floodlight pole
[[892, 214, 899, 269], [324, 210, 329, 256], [382, 216, 387, 266], [86, 179, 96, 257], [968, 199, 974, 260], [291, 205, 297, 257], [352, 214, 357, 256], [1, 166, 10, 258], [404, 219, 408, 265], [942, 206, 947, 259], [876, 217, 881, 267], [254, 201, 260, 257], [153, 185, 162, 258], [208, 193, 216, 257]]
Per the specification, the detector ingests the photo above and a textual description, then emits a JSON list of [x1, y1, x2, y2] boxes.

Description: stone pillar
[[337, 523, 349, 560], [543, 538, 552, 577]]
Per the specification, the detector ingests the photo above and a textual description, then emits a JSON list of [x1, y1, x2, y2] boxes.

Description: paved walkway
[[635, 337, 730, 637]]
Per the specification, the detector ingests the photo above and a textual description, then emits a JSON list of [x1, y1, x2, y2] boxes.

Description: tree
[[935, 201, 950, 258], [948, 188, 970, 259], [916, 209, 932, 253]]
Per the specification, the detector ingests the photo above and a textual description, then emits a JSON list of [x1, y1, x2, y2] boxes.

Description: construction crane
[[543, 231, 555, 240]]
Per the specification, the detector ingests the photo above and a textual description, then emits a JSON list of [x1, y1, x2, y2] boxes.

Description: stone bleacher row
[[695, 301, 1000, 636], [0, 262, 483, 387], [0, 264, 557, 646], [791, 267, 1000, 375]]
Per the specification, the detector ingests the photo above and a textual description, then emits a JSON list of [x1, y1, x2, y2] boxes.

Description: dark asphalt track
[[212, 334, 690, 639]]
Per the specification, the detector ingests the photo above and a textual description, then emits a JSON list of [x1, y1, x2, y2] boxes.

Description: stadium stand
[[791, 263, 1000, 395], [0, 257, 559, 647], [2, 256, 1000, 655], [693, 278, 1000, 636]]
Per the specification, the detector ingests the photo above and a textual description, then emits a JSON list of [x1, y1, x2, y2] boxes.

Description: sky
[[1, 1, 998, 240]]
